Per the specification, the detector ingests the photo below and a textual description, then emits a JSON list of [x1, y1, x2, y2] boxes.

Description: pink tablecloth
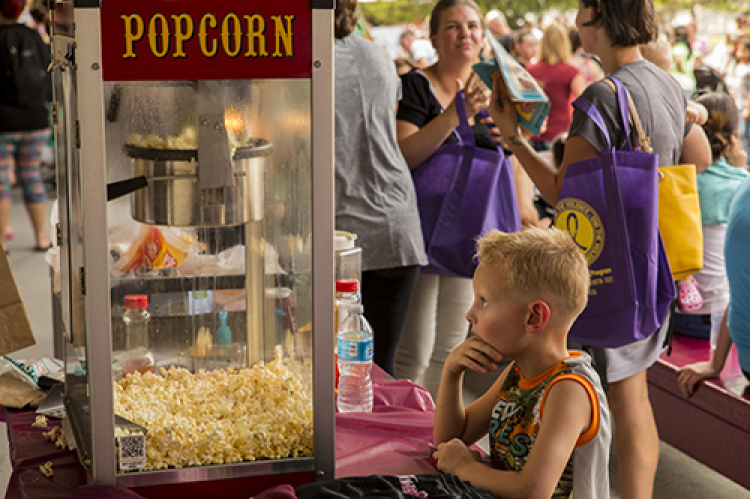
[[5, 366, 442, 498], [336, 365, 438, 478]]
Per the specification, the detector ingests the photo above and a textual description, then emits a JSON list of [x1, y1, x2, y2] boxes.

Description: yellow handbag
[[603, 79, 704, 282], [657, 164, 703, 281]]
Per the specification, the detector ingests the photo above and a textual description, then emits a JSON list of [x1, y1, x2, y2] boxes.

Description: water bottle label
[[337, 335, 373, 362]]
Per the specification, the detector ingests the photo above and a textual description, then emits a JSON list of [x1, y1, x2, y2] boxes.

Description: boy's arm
[[438, 378, 593, 498], [433, 335, 508, 446]]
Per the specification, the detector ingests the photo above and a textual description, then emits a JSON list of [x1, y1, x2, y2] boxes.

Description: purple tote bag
[[412, 90, 521, 278], [555, 77, 676, 348]]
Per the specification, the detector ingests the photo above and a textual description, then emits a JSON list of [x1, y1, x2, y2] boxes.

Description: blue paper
[[473, 29, 549, 136]]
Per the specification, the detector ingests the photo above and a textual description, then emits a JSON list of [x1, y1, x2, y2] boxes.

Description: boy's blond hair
[[476, 227, 589, 324]]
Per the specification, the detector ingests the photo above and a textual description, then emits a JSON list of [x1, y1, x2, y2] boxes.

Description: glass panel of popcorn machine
[[104, 78, 313, 472]]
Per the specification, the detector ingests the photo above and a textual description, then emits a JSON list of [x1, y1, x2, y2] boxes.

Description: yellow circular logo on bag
[[554, 198, 604, 265]]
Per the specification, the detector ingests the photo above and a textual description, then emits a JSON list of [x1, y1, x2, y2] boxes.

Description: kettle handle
[[106, 175, 148, 201]]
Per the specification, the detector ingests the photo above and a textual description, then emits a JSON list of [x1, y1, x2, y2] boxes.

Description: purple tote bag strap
[[453, 89, 475, 144], [609, 77, 634, 152], [572, 77, 637, 152], [572, 95, 611, 150], [431, 84, 488, 147], [456, 90, 493, 145]]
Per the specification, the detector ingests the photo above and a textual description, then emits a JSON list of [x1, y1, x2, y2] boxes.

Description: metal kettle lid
[[124, 138, 272, 162]]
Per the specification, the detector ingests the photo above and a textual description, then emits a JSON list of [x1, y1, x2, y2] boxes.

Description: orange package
[[118, 226, 196, 274]]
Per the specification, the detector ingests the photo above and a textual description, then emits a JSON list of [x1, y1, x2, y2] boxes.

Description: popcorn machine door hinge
[[74, 120, 80, 149], [51, 101, 58, 126], [79, 266, 85, 295]]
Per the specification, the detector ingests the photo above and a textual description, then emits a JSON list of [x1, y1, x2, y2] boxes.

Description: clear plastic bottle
[[335, 279, 360, 389], [335, 278, 359, 330], [336, 304, 373, 413], [122, 294, 156, 376]]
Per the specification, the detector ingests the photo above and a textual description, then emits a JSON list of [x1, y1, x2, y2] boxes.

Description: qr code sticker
[[118, 434, 146, 470]]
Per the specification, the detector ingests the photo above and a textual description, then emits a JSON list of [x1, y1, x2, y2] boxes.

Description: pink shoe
[[4, 226, 15, 241], [678, 276, 703, 312]]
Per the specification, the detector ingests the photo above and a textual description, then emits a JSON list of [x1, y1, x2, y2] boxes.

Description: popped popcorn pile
[[128, 126, 197, 150], [127, 124, 245, 152], [113, 348, 313, 470], [32, 415, 48, 428], [39, 461, 54, 477], [43, 426, 69, 449]]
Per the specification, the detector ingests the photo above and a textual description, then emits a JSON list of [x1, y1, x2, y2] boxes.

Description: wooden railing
[[647, 333, 750, 489]]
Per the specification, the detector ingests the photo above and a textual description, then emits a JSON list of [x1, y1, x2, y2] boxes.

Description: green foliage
[[654, 0, 748, 13], [360, 0, 572, 29], [359, 1, 432, 28], [359, 0, 748, 29]]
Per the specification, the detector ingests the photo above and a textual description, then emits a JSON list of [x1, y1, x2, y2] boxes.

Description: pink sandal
[[678, 276, 703, 312]]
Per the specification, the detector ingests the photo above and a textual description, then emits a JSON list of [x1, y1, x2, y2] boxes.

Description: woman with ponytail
[[673, 93, 748, 338]]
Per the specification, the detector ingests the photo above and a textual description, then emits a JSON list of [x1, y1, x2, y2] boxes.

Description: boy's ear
[[526, 300, 550, 333]]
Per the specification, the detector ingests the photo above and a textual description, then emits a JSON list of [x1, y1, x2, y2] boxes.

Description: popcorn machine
[[50, 0, 335, 495]]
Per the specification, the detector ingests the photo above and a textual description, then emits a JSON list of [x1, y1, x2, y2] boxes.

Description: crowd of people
[[334, 0, 750, 498]]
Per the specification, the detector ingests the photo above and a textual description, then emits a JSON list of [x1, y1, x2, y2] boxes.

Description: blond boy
[[432, 227, 611, 498]]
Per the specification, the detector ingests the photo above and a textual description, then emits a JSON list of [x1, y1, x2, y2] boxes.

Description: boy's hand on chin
[[445, 335, 504, 375]]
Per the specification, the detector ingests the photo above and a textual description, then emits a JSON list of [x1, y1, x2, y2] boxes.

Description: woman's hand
[[686, 101, 708, 126], [487, 77, 523, 147], [462, 72, 491, 118], [725, 134, 748, 167], [480, 116, 508, 148], [444, 73, 490, 127]]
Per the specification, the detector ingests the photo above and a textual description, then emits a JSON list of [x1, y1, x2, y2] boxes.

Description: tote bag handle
[[604, 78, 654, 154], [572, 77, 652, 154], [428, 78, 492, 149], [453, 89, 476, 145]]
